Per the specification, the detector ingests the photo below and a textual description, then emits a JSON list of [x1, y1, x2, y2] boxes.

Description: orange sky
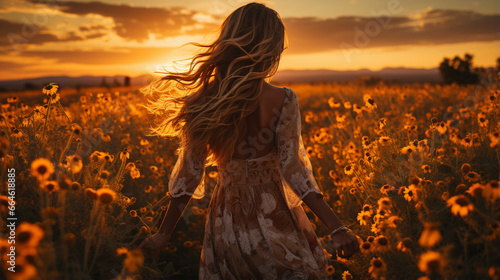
[[0, 0, 499, 80]]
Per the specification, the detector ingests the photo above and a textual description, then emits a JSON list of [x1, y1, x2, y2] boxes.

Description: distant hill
[[272, 67, 442, 84], [0, 68, 441, 91], [0, 74, 155, 92]]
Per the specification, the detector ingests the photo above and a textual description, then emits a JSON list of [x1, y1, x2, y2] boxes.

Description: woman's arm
[[157, 194, 192, 236], [302, 192, 359, 259], [138, 194, 192, 258], [301, 192, 343, 233]]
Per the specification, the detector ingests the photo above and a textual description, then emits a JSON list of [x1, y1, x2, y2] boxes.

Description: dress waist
[[217, 147, 280, 185]]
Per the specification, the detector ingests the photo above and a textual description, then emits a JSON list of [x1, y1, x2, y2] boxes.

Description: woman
[[139, 2, 359, 279]]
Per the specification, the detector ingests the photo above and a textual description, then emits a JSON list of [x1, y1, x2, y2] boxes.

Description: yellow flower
[[368, 257, 386, 278], [378, 136, 392, 146], [484, 180, 500, 200], [357, 211, 371, 226], [16, 222, 44, 249], [208, 171, 218, 178], [489, 131, 499, 148], [465, 171, 481, 182], [84, 188, 98, 200], [373, 235, 390, 253], [418, 251, 444, 275], [461, 163, 472, 175], [116, 247, 129, 256], [130, 167, 141, 179], [418, 222, 442, 248], [123, 249, 144, 274], [65, 154, 83, 174], [30, 158, 55, 181], [403, 184, 419, 202], [325, 265, 335, 276], [466, 183, 485, 197], [97, 187, 116, 204], [377, 197, 392, 210], [342, 271, 353, 280], [344, 164, 355, 175], [363, 94, 377, 109], [421, 165, 431, 173], [397, 237, 413, 252], [360, 241, 372, 253], [40, 180, 59, 193], [42, 83, 58, 96], [380, 184, 395, 195], [447, 195, 474, 217]]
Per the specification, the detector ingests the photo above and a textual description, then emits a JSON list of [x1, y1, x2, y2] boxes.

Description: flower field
[[0, 78, 499, 280]]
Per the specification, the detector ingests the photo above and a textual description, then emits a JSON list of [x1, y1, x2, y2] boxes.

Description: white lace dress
[[168, 88, 330, 279]]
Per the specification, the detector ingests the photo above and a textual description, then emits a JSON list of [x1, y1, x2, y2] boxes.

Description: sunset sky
[[0, 0, 499, 80]]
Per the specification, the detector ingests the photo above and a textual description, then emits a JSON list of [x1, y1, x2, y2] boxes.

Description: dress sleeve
[[168, 144, 208, 199], [276, 88, 324, 208]]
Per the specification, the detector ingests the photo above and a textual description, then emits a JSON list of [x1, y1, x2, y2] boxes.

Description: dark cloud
[[0, 19, 61, 47], [19, 47, 174, 65], [0, 19, 103, 51], [54, 1, 218, 41], [283, 9, 500, 54], [79, 24, 107, 32]]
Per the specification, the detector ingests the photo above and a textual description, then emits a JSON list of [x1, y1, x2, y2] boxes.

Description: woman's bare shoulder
[[262, 82, 287, 110]]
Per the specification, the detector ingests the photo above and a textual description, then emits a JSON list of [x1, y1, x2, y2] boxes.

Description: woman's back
[[232, 83, 287, 159]]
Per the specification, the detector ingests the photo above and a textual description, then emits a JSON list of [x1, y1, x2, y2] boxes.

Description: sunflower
[[325, 265, 335, 276], [418, 251, 444, 275], [30, 158, 55, 181], [97, 188, 116, 204], [489, 131, 500, 148], [447, 195, 474, 217], [208, 171, 218, 178], [84, 188, 98, 200], [363, 94, 377, 110], [368, 257, 387, 278], [344, 164, 355, 175], [16, 222, 44, 249], [461, 163, 472, 175], [123, 249, 144, 274], [484, 180, 500, 200], [404, 184, 419, 202], [378, 136, 392, 146], [377, 197, 392, 210], [40, 180, 59, 193], [380, 184, 395, 195], [466, 183, 485, 197], [419, 222, 442, 248], [342, 271, 353, 280], [421, 165, 431, 173], [357, 211, 371, 226], [373, 235, 390, 253], [360, 241, 372, 253], [465, 171, 481, 182], [65, 154, 83, 174], [42, 83, 58, 96], [397, 237, 413, 252]]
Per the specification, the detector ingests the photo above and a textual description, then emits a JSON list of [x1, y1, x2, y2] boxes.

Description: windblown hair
[[141, 2, 287, 166]]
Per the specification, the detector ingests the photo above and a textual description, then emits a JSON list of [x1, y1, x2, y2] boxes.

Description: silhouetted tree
[[100, 77, 108, 87], [439, 53, 479, 85], [124, 76, 131, 87], [24, 82, 36, 90], [113, 78, 121, 87]]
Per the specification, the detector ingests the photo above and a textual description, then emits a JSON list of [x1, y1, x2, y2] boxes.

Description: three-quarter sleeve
[[276, 88, 324, 208], [168, 144, 208, 198]]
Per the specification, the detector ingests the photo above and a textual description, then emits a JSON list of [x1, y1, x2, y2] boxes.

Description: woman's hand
[[138, 232, 171, 259], [331, 230, 359, 259]]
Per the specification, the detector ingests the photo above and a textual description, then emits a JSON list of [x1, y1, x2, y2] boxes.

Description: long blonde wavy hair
[[141, 2, 287, 166]]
